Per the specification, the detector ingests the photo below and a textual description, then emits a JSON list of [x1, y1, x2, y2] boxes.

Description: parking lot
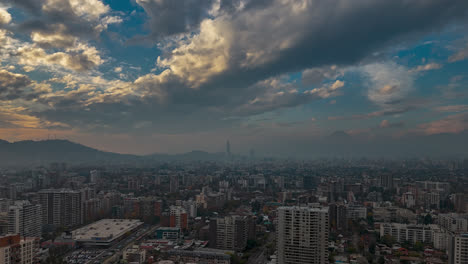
[[63, 225, 155, 264], [64, 249, 107, 264]]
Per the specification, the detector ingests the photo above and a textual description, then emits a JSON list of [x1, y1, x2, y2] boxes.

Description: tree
[[369, 243, 376, 255], [414, 241, 424, 252], [381, 234, 395, 247], [246, 239, 258, 251], [378, 256, 385, 264], [423, 214, 433, 225], [328, 251, 336, 263]]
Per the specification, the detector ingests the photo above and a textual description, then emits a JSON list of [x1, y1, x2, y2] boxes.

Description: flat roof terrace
[[72, 219, 143, 246]]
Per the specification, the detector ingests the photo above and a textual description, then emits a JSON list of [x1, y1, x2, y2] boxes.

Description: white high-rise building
[[7, 201, 42, 238], [277, 206, 329, 264], [438, 213, 468, 233], [38, 189, 82, 228], [89, 170, 100, 183], [449, 233, 468, 264]]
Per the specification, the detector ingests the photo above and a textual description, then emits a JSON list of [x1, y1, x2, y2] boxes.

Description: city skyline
[[0, 0, 467, 155]]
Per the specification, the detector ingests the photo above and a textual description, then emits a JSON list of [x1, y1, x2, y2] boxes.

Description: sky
[[0, 0, 467, 156]]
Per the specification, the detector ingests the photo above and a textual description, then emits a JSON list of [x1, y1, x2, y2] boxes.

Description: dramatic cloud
[[146, 0, 468, 113], [1, 0, 468, 155], [135, 0, 215, 40], [0, 70, 32, 100], [7, 0, 119, 41]]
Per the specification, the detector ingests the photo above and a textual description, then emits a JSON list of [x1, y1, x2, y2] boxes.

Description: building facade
[[7, 201, 42, 238], [0, 234, 38, 264], [38, 189, 82, 228], [277, 206, 329, 264], [209, 215, 255, 252], [449, 233, 468, 264], [379, 223, 437, 244]]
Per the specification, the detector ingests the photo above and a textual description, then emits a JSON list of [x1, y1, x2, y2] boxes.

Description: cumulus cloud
[[42, 0, 109, 22], [362, 62, 414, 106], [302, 65, 341, 85], [153, 0, 468, 94], [7, 0, 119, 41], [3, 0, 468, 137], [156, 19, 232, 87], [0, 70, 32, 100], [16, 44, 103, 72], [234, 79, 345, 116], [0, 8, 12, 25], [30, 24, 78, 48]]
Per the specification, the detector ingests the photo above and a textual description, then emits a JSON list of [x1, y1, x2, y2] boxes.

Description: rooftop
[[72, 219, 143, 243]]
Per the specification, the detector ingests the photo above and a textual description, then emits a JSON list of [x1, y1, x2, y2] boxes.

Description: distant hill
[[0, 139, 228, 166], [0, 130, 467, 166], [0, 139, 139, 166]]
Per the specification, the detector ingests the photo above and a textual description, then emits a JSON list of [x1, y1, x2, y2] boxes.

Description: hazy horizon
[[1, 0, 468, 156]]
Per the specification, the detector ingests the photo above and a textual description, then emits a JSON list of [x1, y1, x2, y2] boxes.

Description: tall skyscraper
[[277, 206, 329, 264], [170, 175, 179, 193], [380, 174, 394, 189], [8, 200, 42, 238], [38, 189, 82, 228], [226, 140, 231, 156], [89, 170, 100, 183]]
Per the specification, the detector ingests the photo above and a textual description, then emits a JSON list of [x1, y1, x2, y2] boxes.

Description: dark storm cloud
[[134, 0, 215, 40], [191, 0, 468, 94], [133, 0, 272, 41], [3, 0, 43, 15]]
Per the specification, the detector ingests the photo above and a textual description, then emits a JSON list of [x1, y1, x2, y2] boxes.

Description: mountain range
[[0, 139, 227, 166], [0, 130, 467, 166]]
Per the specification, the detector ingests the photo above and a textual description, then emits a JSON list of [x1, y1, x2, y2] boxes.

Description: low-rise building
[[123, 245, 146, 263], [0, 234, 38, 264], [379, 223, 438, 244], [72, 219, 143, 247], [155, 227, 180, 242], [167, 249, 231, 264]]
